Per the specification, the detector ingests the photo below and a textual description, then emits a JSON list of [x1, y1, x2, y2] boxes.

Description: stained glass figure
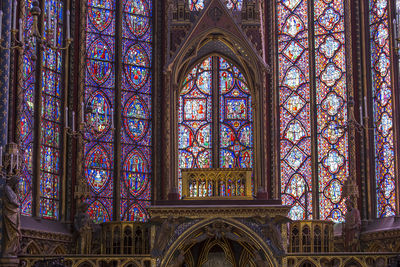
[[370, 0, 396, 217], [188, 0, 205, 11], [178, 56, 253, 196], [225, 0, 243, 11]]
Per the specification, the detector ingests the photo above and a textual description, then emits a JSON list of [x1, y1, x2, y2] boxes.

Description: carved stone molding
[[149, 204, 289, 219]]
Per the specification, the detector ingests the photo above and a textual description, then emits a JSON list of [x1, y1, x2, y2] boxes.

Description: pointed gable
[[168, 0, 268, 74]]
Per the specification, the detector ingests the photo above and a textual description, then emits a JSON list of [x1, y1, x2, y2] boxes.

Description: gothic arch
[[24, 240, 42, 255], [343, 258, 365, 267], [296, 259, 318, 267], [168, 28, 267, 97], [177, 52, 254, 96], [50, 244, 67, 255], [160, 217, 278, 267], [75, 261, 95, 267], [197, 239, 235, 266], [122, 261, 140, 267], [161, 0, 270, 200], [166, 36, 267, 199]]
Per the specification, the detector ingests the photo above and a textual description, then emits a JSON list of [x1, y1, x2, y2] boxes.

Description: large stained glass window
[[20, 0, 65, 219], [39, 0, 64, 220], [178, 56, 253, 194], [315, 0, 348, 222], [121, 0, 152, 222], [20, 0, 37, 216], [84, 0, 152, 223], [85, 0, 116, 223], [277, 0, 312, 220], [370, 0, 396, 217], [278, 0, 349, 222]]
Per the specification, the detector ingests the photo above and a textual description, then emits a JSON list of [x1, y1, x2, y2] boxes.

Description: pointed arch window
[[83, 0, 153, 223], [178, 56, 253, 193]]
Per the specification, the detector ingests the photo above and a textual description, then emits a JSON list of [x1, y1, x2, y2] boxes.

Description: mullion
[[212, 56, 219, 167], [113, 0, 123, 221]]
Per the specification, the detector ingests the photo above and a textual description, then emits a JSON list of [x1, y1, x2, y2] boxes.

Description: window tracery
[[178, 56, 253, 195]]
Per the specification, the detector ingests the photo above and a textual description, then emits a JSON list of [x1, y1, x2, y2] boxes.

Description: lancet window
[[83, 0, 153, 222]]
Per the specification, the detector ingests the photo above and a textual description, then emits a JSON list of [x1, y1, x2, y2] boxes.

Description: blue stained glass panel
[[120, 0, 152, 221], [84, 0, 116, 223]]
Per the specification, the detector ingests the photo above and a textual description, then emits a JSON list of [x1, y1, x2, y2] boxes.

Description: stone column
[[0, 0, 11, 256]]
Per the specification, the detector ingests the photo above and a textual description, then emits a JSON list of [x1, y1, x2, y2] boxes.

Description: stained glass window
[[219, 58, 253, 169], [178, 56, 253, 195], [189, 0, 205, 11], [121, 0, 152, 222], [278, 0, 349, 222], [39, 0, 64, 220], [18, 0, 65, 220], [84, 0, 152, 223], [278, 0, 312, 221], [315, 0, 348, 222], [20, 0, 37, 216], [188, 0, 243, 11], [370, 0, 396, 217], [20, 0, 65, 220], [225, 0, 243, 11], [85, 0, 116, 223]]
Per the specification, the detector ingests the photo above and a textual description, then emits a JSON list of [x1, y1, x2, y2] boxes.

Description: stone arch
[[366, 241, 385, 252], [75, 261, 95, 267], [24, 240, 42, 255], [343, 258, 366, 267], [160, 217, 278, 267], [169, 28, 267, 102], [122, 261, 140, 267], [296, 259, 318, 267], [197, 239, 235, 266], [50, 244, 67, 255]]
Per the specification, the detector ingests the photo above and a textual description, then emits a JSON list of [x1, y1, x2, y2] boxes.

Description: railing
[[181, 168, 253, 199], [19, 255, 153, 267], [288, 220, 334, 253], [101, 222, 150, 255]]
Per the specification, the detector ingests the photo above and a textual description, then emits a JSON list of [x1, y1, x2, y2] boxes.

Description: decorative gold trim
[[149, 205, 290, 219], [181, 168, 253, 199]]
